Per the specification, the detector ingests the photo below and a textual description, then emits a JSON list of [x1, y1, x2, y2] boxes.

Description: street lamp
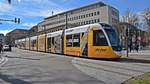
[[65, 12, 68, 29], [126, 25, 129, 57]]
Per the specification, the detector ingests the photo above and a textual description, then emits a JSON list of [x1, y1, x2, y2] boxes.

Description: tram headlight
[[114, 51, 122, 57]]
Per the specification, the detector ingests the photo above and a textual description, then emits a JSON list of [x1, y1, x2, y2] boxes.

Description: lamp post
[[126, 25, 129, 57], [65, 12, 68, 29]]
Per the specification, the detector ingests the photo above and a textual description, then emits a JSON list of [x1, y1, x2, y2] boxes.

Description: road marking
[[0, 57, 8, 67], [72, 57, 150, 84], [0, 57, 5, 64]]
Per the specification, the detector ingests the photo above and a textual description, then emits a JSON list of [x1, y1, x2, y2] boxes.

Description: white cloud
[[0, 0, 67, 32], [21, 23, 37, 28], [0, 29, 13, 35], [25, 10, 53, 17], [0, 0, 65, 18], [0, 2, 12, 12]]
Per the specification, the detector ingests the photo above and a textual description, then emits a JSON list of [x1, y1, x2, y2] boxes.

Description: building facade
[[5, 29, 28, 46], [28, 25, 38, 36], [119, 22, 149, 50], [38, 2, 119, 33]]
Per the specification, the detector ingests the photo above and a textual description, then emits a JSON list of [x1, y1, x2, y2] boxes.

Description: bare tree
[[121, 9, 139, 25], [142, 8, 150, 31]]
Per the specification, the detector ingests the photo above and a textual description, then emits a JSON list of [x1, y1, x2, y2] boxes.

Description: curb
[[121, 58, 150, 64]]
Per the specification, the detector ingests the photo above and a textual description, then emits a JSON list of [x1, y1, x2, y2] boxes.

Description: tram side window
[[73, 33, 80, 47], [51, 37, 54, 45], [32, 40, 36, 47], [47, 37, 51, 48], [93, 30, 108, 46], [66, 35, 72, 47]]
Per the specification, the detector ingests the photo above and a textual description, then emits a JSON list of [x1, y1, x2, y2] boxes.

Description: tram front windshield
[[105, 29, 119, 46], [100, 23, 119, 47]]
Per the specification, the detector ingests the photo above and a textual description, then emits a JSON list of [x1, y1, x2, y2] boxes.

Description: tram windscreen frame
[[100, 23, 120, 47]]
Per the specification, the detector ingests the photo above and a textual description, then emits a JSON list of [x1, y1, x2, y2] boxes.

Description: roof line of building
[[44, 1, 106, 20]]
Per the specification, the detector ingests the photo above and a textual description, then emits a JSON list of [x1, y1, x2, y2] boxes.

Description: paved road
[[0, 48, 150, 84], [0, 48, 102, 84]]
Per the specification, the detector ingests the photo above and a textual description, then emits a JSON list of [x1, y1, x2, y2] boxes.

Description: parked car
[[3, 45, 11, 51]]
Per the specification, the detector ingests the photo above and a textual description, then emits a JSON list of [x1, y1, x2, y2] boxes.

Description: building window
[[79, 16, 81, 19], [74, 17, 76, 20], [97, 11, 100, 15], [76, 16, 78, 20], [91, 13, 94, 16], [97, 19, 100, 22], [89, 13, 91, 17], [86, 14, 88, 17], [81, 15, 83, 19], [83, 15, 85, 18], [94, 19, 97, 23], [86, 21, 88, 24], [84, 21, 86, 25], [94, 12, 97, 16], [89, 20, 91, 24], [92, 20, 94, 23]]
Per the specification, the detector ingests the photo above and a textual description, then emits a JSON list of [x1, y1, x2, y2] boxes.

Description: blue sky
[[0, 0, 150, 35]]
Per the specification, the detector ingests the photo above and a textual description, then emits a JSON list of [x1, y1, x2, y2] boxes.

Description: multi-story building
[[38, 2, 119, 33], [28, 25, 38, 36], [5, 29, 28, 46]]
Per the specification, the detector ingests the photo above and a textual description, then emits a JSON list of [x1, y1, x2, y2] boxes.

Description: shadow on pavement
[[5, 55, 40, 60], [0, 73, 31, 84]]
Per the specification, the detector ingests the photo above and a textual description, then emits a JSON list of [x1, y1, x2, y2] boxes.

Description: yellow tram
[[16, 23, 122, 59]]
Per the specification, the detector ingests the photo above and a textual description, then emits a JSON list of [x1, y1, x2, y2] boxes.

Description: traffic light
[[14, 18, 21, 24], [8, 0, 11, 4], [14, 18, 17, 23], [18, 18, 20, 24]]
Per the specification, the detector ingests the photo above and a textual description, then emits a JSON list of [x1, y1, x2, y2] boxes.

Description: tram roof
[[47, 30, 63, 37], [65, 23, 100, 35]]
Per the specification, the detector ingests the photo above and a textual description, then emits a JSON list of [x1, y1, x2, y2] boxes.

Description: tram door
[[81, 32, 88, 57]]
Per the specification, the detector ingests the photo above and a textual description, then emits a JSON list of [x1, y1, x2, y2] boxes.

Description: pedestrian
[[0, 43, 3, 54], [9, 44, 12, 51], [135, 44, 139, 52], [129, 41, 132, 52]]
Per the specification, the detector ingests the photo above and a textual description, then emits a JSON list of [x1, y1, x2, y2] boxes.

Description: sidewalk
[[129, 50, 150, 55], [122, 49, 150, 62]]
